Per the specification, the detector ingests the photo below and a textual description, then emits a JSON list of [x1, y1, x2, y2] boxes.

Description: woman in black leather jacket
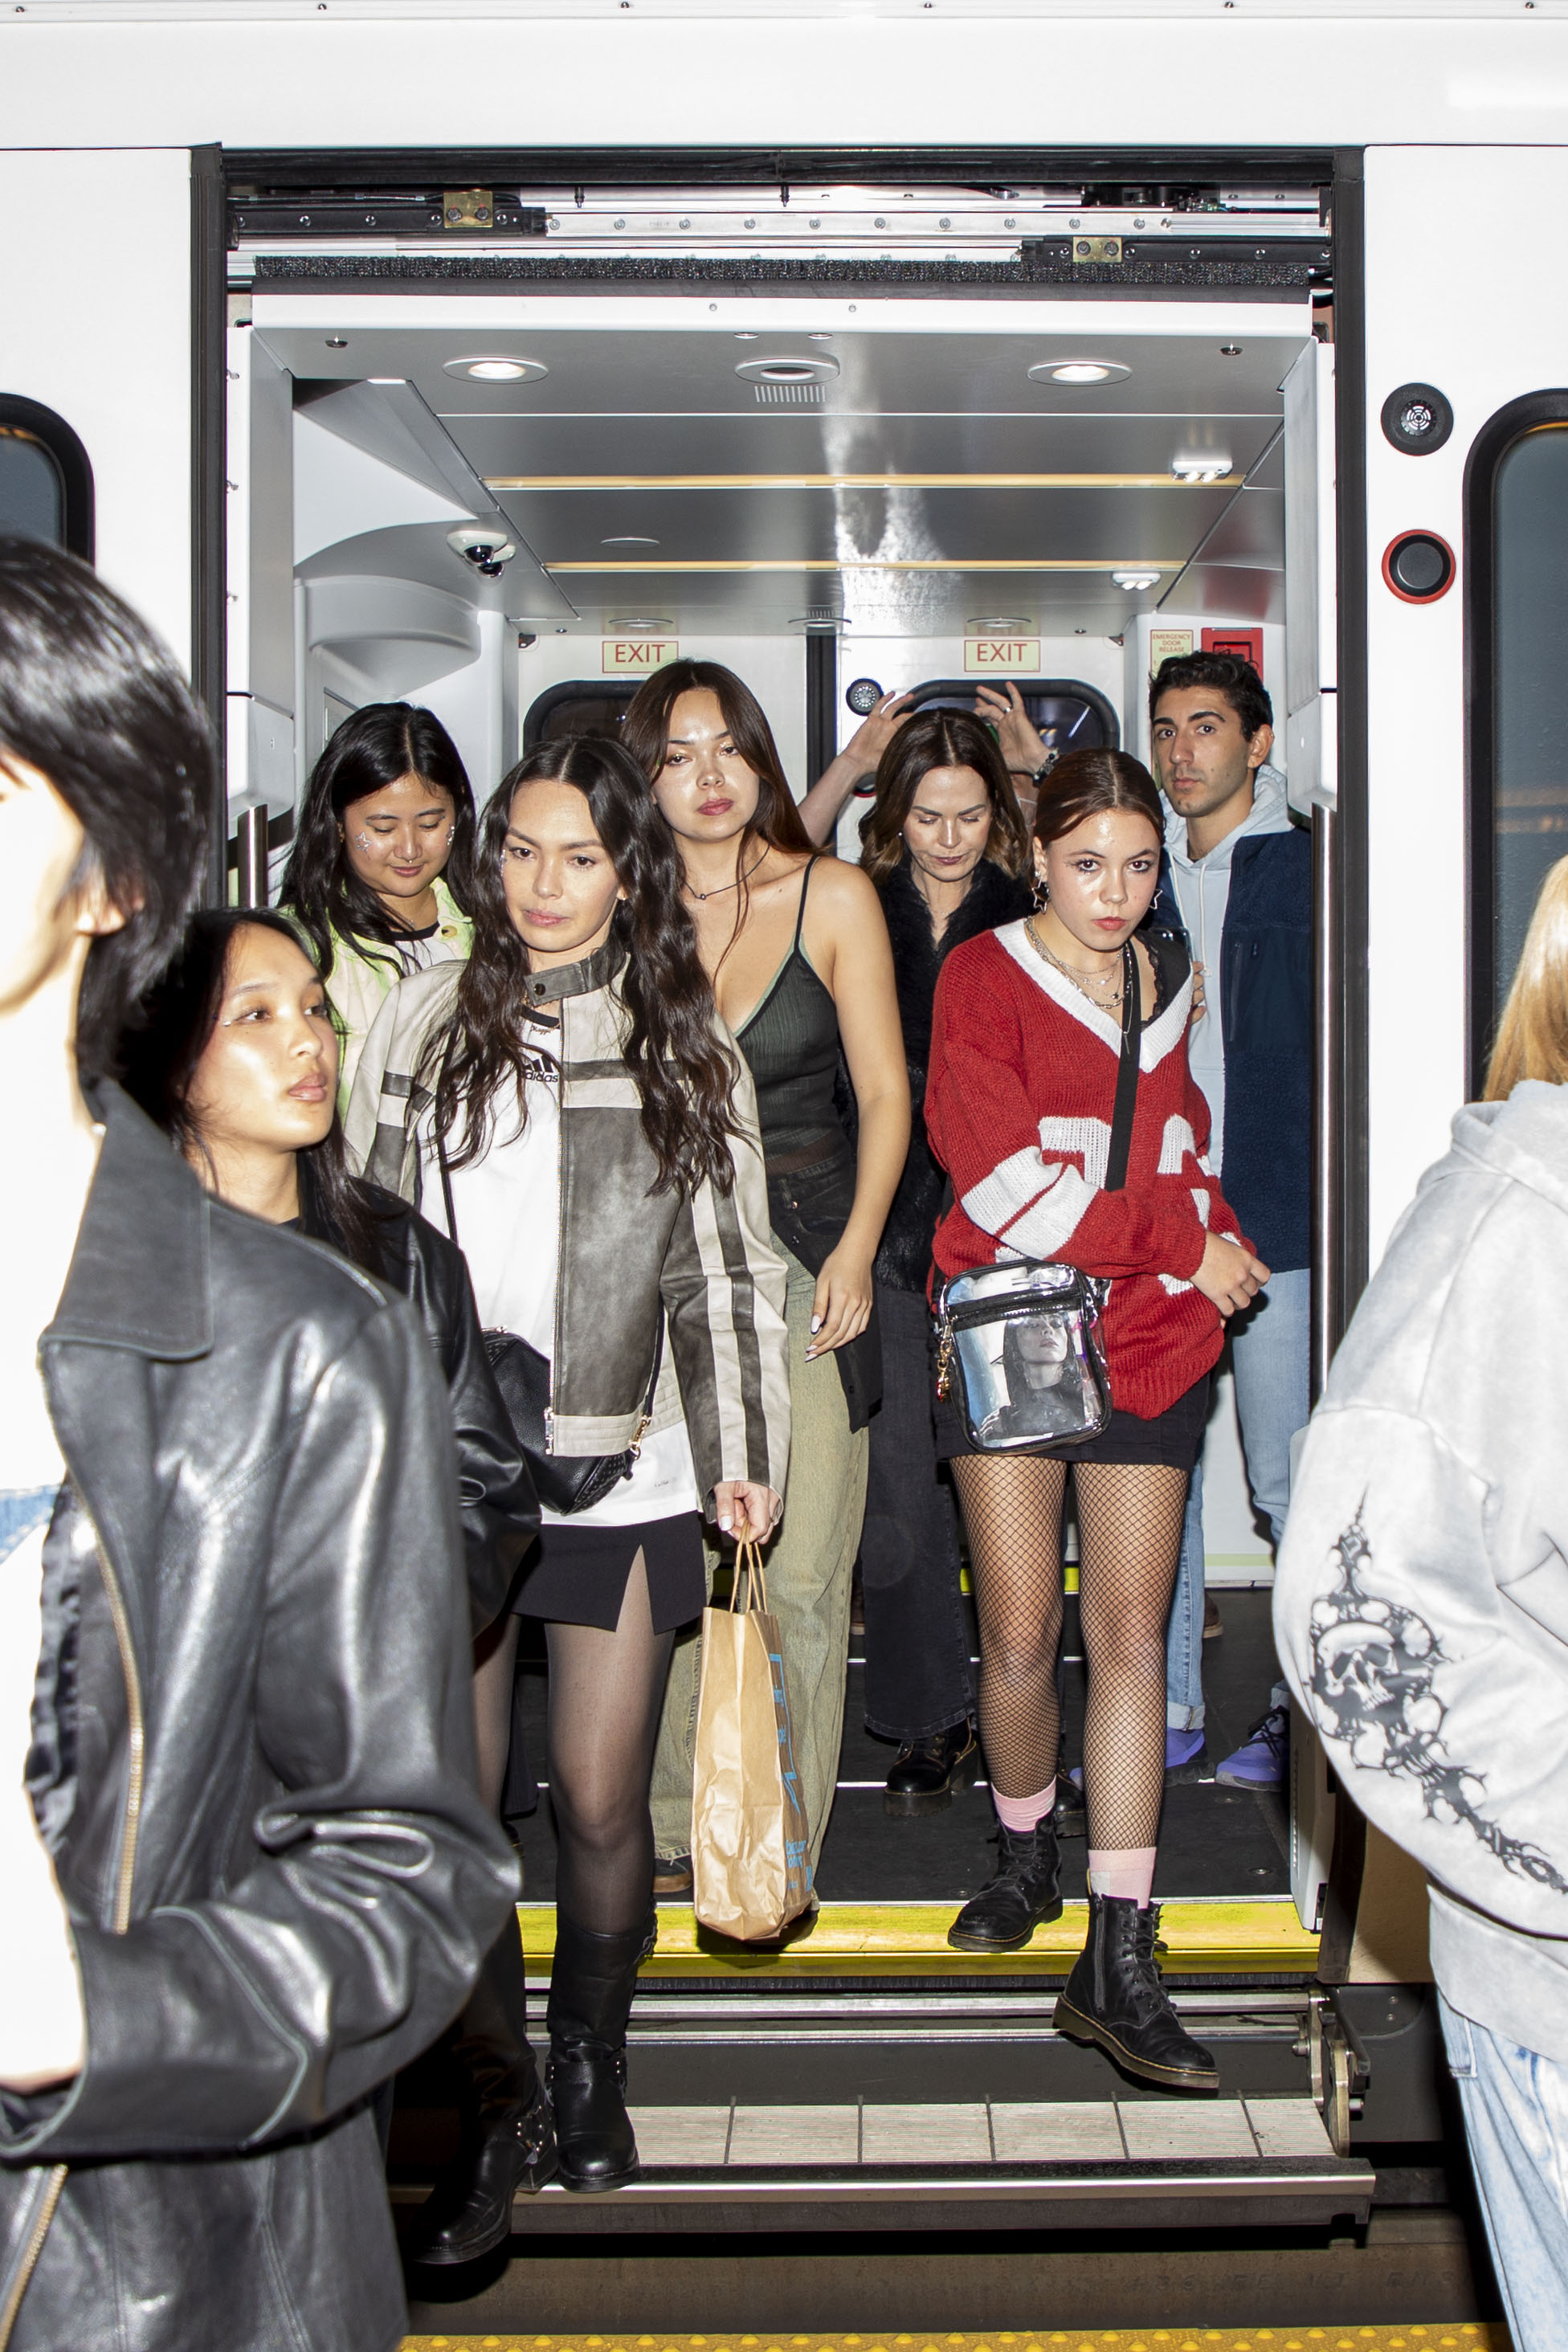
[[121, 908, 546, 2266]]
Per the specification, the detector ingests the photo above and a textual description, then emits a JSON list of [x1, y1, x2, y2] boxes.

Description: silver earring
[[1031, 872, 1047, 910]]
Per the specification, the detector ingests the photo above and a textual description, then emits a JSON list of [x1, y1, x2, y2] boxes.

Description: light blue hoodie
[[1162, 761, 1292, 1173]]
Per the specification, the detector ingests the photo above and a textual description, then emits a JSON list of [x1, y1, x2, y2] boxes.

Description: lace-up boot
[[946, 1819, 1063, 1951], [1054, 1895, 1219, 2092], [545, 1909, 655, 2191], [884, 1721, 979, 1816]]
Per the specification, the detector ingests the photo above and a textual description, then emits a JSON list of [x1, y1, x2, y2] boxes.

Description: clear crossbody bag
[[935, 937, 1140, 1452]]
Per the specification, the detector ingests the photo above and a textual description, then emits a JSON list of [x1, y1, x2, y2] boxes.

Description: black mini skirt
[[512, 1510, 707, 1633], [934, 1368, 1211, 1473]]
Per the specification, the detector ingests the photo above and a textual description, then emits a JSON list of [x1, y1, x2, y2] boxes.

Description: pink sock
[[1087, 1847, 1158, 1907], [994, 1782, 1056, 1834]]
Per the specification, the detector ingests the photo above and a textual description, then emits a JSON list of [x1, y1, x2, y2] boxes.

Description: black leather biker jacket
[[0, 1087, 518, 2352]]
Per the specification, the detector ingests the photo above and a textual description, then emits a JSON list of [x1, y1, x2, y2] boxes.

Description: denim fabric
[[1164, 1268, 1311, 1729], [651, 1244, 868, 1872], [1440, 1991, 1568, 2352], [859, 1285, 974, 1742], [0, 1486, 59, 1565]]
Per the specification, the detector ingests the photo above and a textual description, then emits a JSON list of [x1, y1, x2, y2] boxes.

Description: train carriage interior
[[208, 162, 1454, 2294]]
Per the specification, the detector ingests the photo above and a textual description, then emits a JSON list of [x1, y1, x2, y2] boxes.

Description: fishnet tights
[[953, 1455, 1189, 1852]]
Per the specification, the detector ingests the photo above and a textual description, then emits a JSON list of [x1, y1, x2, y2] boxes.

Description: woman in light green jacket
[[280, 701, 476, 1106]]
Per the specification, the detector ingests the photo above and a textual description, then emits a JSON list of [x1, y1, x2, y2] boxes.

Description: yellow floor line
[[403, 2326, 1509, 2350], [516, 1901, 1320, 1979]]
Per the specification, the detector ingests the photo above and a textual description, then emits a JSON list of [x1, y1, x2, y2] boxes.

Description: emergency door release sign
[[964, 638, 1040, 674]]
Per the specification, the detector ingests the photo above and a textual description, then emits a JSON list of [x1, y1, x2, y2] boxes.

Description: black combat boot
[[946, 1818, 1064, 1951], [545, 1910, 654, 2192], [406, 1923, 557, 2266], [1053, 1895, 1219, 2093], [884, 1721, 979, 1816]]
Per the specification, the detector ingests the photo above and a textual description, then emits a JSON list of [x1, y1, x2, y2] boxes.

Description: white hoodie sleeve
[[1275, 1397, 1568, 1937]]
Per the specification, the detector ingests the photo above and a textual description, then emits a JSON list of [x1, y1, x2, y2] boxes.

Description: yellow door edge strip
[[513, 1899, 1318, 1978], [485, 472, 1243, 492], [404, 2330, 1511, 2350]]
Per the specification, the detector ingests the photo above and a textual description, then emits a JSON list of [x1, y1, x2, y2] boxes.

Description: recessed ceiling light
[[809, 332, 834, 342], [608, 614, 674, 631], [734, 332, 760, 341], [601, 536, 660, 547], [735, 354, 841, 386], [967, 614, 1032, 631], [1171, 455, 1232, 484], [1028, 359, 1132, 387], [1111, 570, 1161, 591], [443, 356, 549, 382]]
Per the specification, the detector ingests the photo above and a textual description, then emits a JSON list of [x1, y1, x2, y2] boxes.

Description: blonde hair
[[1485, 855, 1568, 1098]]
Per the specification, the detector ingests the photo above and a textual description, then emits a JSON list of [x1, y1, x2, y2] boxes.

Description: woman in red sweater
[[926, 749, 1269, 2091]]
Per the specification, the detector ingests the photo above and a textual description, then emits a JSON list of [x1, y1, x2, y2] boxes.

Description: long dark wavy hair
[[434, 736, 741, 1195], [120, 909, 391, 1273], [279, 702, 476, 980], [859, 707, 1030, 884]]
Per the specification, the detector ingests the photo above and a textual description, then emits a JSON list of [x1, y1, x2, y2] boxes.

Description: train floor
[[508, 1585, 1291, 1912], [392, 1593, 1505, 2338]]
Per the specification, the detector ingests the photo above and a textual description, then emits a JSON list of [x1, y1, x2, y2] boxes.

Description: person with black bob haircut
[[280, 699, 476, 1104], [0, 537, 516, 2352], [854, 707, 1033, 1815], [120, 906, 547, 2265], [346, 731, 790, 2195]]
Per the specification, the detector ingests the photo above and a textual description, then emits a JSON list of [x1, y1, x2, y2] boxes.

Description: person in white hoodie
[[1273, 853, 1568, 2352], [1149, 653, 1312, 1786]]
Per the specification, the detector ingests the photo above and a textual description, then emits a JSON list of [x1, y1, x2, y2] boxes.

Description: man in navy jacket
[[1150, 652, 1311, 1787]]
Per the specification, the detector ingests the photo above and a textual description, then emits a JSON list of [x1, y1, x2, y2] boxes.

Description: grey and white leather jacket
[[344, 933, 792, 1509]]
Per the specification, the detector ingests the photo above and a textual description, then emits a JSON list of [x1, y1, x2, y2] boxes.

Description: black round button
[[845, 676, 884, 717], [1381, 382, 1454, 455], [1382, 529, 1456, 603]]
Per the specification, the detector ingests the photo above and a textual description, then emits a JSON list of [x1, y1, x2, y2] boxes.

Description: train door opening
[[225, 171, 1378, 2240]]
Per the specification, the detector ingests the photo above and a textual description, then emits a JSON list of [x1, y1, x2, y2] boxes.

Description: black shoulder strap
[[1104, 938, 1142, 1194]]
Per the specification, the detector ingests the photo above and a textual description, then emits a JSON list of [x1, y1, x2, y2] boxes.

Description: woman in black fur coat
[[858, 710, 1034, 1811]]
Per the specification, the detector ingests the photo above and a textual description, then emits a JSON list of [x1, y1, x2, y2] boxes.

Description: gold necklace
[[1024, 916, 1125, 1007]]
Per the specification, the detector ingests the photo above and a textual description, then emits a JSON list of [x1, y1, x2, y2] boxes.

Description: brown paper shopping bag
[[691, 1541, 815, 1942]]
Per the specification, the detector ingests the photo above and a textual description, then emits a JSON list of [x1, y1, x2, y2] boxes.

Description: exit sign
[[964, 637, 1040, 674], [602, 637, 678, 674]]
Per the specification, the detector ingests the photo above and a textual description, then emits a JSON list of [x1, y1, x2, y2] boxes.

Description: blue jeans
[[1440, 1992, 1568, 2352], [1166, 1265, 1311, 1730]]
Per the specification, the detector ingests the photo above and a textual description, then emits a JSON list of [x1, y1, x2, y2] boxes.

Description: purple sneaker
[[1215, 1704, 1289, 1789], [1165, 1727, 1206, 1772]]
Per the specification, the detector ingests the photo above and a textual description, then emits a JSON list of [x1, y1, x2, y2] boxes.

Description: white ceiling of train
[[258, 316, 1307, 638]]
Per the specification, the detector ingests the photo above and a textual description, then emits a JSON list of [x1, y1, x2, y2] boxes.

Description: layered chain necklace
[[1023, 916, 1126, 1010]]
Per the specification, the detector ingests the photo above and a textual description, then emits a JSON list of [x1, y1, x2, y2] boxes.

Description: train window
[[1467, 395, 1568, 1080], [523, 679, 635, 753], [902, 678, 1120, 764], [0, 396, 94, 558]]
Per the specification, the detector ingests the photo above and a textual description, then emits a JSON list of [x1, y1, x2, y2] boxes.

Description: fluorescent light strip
[[549, 557, 1185, 574], [488, 472, 1239, 492]]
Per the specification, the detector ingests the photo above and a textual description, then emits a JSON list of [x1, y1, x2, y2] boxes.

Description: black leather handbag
[[435, 1130, 659, 1516]]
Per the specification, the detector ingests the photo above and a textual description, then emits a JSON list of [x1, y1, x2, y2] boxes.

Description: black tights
[[953, 1455, 1188, 1853], [545, 1551, 674, 1936]]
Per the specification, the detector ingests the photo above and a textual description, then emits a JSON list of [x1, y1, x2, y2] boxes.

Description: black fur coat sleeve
[[873, 857, 1034, 1293]]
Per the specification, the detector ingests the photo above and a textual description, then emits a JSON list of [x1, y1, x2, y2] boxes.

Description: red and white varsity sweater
[[926, 920, 1248, 1420]]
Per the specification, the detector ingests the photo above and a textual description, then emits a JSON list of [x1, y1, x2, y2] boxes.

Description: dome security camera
[[447, 525, 518, 579]]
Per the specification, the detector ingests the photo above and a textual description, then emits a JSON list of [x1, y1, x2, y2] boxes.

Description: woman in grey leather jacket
[[348, 733, 790, 2207], [121, 906, 548, 2264], [0, 539, 516, 2352]]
